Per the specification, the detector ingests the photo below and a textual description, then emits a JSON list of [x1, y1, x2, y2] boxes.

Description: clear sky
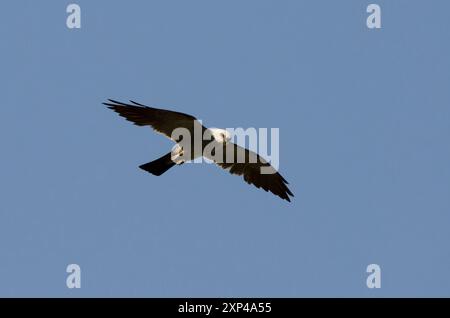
[[0, 0, 449, 297]]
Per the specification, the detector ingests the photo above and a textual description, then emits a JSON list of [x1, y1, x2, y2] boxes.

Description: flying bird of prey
[[105, 99, 294, 202]]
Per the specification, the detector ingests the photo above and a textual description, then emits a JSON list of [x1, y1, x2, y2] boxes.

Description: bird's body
[[105, 99, 294, 202]]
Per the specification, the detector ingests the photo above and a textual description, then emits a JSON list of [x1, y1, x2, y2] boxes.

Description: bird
[[104, 99, 294, 202]]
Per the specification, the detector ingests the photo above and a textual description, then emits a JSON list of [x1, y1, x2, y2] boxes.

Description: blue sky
[[0, 0, 449, 297]]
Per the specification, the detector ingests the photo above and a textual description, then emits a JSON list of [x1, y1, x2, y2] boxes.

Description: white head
[[209, 128, 232, 143]]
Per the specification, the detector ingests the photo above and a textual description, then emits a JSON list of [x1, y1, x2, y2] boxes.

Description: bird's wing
[[211, 143, 294, 202], [104, 99, 200, 141]]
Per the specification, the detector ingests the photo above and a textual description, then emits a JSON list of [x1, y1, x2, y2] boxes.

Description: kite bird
[[105, 99, 294, 202]]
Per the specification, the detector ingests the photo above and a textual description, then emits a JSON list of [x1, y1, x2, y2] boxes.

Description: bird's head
[[209, 128, 232, 143]]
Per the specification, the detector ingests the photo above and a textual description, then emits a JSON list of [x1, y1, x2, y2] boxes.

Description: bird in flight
[[105, 99, 294, 202]]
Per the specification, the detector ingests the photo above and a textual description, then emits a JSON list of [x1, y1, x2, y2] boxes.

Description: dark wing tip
[[104, 99, 151, 112], [285, 186, 294, 197], [280, 175, 289, 184], [280, 189, 293, 202], [107, 98, 124, 105], [103, 99, 122, 108], [129, 100, 146, 107], [278, 173, 294, 201]]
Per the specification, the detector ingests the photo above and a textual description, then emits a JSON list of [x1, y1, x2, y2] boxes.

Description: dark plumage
[[105, 99, 293, 202]]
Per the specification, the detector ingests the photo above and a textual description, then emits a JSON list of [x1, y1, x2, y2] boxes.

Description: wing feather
[[104, 99, 200, 141], [213, 143, 294, 202]]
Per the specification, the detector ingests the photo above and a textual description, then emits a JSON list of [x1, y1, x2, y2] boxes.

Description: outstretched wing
[[211, 143, 294, 202], [104, 99, 200, 141]]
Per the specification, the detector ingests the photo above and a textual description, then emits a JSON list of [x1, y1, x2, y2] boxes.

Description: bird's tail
[[139, 152, 176, 176]]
